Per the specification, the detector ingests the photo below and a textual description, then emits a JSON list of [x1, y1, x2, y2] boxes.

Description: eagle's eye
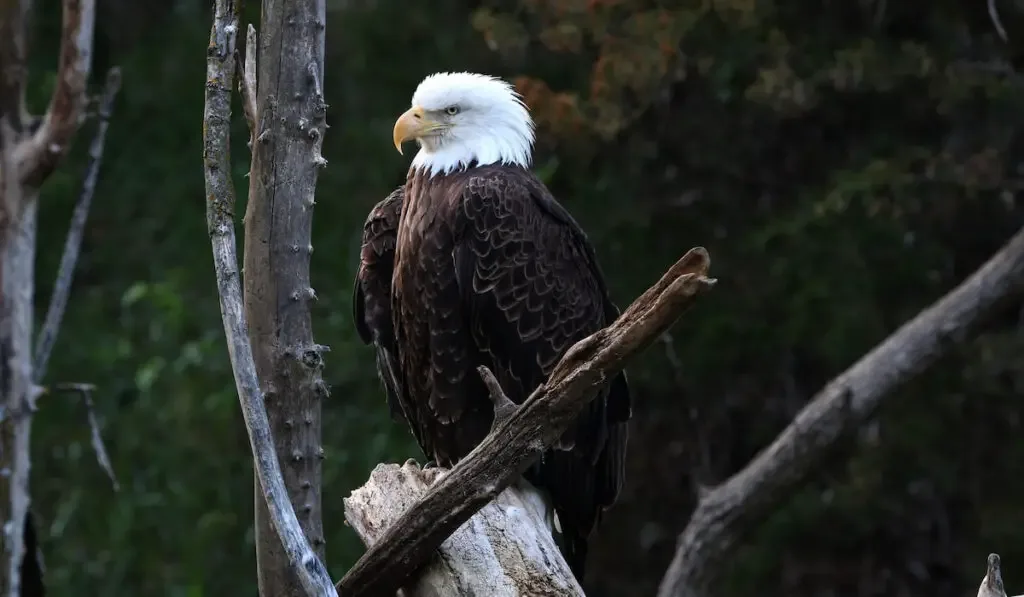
[[445, 106, 460, 116]]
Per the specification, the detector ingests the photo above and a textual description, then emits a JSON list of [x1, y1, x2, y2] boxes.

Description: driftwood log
[[337, 248, 716, 597], [345, 461, 584, 597]]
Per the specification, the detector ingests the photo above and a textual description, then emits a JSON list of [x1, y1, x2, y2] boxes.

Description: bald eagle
[[352, 72, 631, 578]]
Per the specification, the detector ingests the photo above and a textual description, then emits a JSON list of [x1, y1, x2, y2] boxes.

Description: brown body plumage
[[353, 163, 631, 576]]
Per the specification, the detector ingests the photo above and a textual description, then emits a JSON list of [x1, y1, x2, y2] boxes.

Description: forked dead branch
[[1, 0, 99, 595]]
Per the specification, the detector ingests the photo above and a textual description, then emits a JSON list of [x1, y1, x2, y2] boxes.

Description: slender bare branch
[[336, 247, 716, 597], [657, 226, 1024, 597], [33, 67, 120, 380], [14, 0, 96, 188], [988, 0, 1008, 42], [49, 382, 117, 490], [202, 1, 337, 596]]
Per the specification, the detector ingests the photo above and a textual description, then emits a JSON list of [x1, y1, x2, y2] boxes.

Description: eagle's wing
[[453, 168, 631, 576], [352, 187, 408, 425]]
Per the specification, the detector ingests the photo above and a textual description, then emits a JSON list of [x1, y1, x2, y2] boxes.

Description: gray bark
[[243, 0, 330, 592], [0, 196, 37, 597]]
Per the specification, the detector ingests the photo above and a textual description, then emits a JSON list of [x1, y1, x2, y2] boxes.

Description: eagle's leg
[[422, 459, 439, 470]]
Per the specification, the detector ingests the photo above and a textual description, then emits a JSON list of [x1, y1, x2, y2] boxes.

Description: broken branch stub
[[14, 0, 96, 188]]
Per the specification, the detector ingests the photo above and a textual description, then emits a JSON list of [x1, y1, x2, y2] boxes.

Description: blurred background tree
[[26, 0, 1024, 595]]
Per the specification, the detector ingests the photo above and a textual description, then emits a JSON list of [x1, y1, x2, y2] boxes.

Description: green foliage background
[[25, 0, 1024, 595]]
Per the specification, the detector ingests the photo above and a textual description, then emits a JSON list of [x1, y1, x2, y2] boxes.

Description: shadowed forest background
[[26, 0, 1024, 595]]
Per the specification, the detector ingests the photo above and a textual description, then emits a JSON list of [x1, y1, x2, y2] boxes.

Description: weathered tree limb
[[242, 0, 330, 595], [345, 461, 584, 597], [336, 247, 716, 597], [34, 66, 120, 380], [0, 1, 95, 595], [203, 1, 336, 596], [657, 226, 1024, 597]]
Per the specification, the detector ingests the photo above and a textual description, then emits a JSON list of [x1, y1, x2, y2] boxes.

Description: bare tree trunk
[[0, 1, 94, 595], [243, 1, 329, 595], [0, 197, 36, 597]]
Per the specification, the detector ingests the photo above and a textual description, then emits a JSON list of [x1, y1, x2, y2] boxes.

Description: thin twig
[[336, 247, 716, 597], [34, 67, 121, 381], [988, 0, 1009, 42], [50, 383, 118, 490], [203, 1, 337, 596]]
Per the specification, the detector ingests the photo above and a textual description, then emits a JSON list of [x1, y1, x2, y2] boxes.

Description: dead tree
[[241, 0, 330, 594], [202, 1, 335, 596], [0, 1, 113, 595]]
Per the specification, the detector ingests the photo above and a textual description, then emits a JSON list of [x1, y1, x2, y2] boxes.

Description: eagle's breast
[[392, 168, 473, 459]]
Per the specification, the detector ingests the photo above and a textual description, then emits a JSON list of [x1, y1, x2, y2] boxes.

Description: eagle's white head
[[392, 72, 536, 177]]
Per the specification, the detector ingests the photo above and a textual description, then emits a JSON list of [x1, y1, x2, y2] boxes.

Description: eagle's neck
[[411, 124, 533, 178]]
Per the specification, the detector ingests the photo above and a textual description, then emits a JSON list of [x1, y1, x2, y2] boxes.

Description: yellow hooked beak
[[392, 105, 443, 154]]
